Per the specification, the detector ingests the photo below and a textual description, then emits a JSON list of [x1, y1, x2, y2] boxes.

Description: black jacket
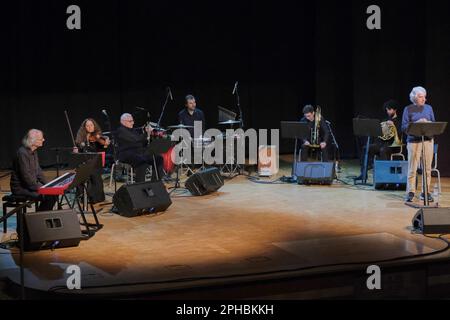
[[10, 146, 47, 194], [115, 125, 148, 164], [299, 116, 330, 144]]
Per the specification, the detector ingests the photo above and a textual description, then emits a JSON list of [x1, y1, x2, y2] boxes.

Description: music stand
[[147, 139, 177, 181], [69, 152, 103, 169], [280, 121, 311, 179], [68, 158, 103, 237], [353, 118, 382, 185], [406, 121, 447, 207]]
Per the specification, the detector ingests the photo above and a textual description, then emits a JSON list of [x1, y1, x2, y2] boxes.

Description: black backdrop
[[1, 0, 449, 174]]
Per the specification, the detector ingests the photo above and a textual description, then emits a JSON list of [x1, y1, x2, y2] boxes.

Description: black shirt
[[77, 140, 105, 153], [10, 146, 47, 193], [299, 116, 330, 144], [177, 108, 205, 138]]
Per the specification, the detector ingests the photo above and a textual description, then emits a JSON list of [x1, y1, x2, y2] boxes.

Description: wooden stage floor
[[1, 159, 450, 299]]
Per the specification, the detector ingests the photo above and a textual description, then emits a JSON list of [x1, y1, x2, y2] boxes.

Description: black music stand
[[68, 158, 103, 237], [147, 139, 177, 181], [69, 152, 103, 169], [50, 147, 74, 178], [281, 121, 311, 180], [353, 118, 382, 185], [406, 121, 447, 207]]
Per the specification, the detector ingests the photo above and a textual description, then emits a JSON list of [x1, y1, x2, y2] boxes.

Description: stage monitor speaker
[[23, 209, 82, 251], [374, 160, 407, 190], [412, 207, 450, 234], [113, 180, 172, 217], [185, 167, 224, 196], [295, 162, 335, 185]]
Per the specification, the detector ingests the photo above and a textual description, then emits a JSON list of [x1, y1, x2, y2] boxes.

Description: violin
[[88, 132, 110, 147]]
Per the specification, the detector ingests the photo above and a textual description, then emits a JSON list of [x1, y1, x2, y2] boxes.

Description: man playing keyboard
[[10, 129, 57, 211]]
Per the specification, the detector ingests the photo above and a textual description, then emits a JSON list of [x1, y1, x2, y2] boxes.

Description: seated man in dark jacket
[[115, 113, 164, 182], [299, 105, 330, 162], [10, 129, 57, 211]]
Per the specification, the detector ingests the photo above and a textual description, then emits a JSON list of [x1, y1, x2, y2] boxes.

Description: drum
[[161, 146, 176, 174], [193, 137, 213, 148]]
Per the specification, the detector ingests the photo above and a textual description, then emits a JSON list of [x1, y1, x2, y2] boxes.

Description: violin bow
[[64, 110, 77, 147]]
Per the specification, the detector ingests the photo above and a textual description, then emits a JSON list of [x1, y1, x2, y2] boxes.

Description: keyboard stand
[[73, 182, 102, 238]]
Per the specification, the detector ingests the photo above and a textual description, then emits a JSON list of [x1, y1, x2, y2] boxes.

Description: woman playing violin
[[75, 118, 110, 153], [74, 118, 109, 204]]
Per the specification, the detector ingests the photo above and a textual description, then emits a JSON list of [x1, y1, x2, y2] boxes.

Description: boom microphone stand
[[157, 87, 173, 129], [232, 81, 244, 129]]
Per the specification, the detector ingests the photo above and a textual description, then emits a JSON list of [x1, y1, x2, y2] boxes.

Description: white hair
[[120, 113, 133, 122], [22, 129, 43, 148], [409, 86, 427, 104]]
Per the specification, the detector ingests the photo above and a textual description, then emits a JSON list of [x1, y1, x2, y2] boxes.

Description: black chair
[[2, 194, 36, 233]]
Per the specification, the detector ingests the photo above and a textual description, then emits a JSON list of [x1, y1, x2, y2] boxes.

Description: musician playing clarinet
[[73, 118, 109, 203], [115, 113, 164, 182], [10, 129, 57, 211]]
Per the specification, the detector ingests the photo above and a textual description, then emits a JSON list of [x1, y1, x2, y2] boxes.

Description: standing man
[[402, 86, 435, 203], [178, 94, 205, 138], [299, 105, 330, 162], [10, 129, 57, 211]]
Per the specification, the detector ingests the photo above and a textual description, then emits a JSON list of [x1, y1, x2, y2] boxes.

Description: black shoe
[[420, 193, 434, 203], [405, 192, 415, 202]]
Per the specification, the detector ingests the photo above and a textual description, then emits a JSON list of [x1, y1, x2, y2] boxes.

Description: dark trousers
[[12, 189, 57, 211], [359, 140, 401, 175], [300, 145, 330, 162], [86, 166, 105, 203], [120, 150, 165, 183]]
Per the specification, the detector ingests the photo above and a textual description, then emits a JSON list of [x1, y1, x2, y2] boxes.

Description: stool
[[109, 161, 135, 189], [2, 194, 36, 233]]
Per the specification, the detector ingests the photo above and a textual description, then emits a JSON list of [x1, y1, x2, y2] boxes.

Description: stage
[[1, 158, 450, 299]]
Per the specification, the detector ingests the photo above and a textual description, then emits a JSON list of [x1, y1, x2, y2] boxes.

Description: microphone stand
[[326, 121, 341, 176], [103, 112, 116, 163], [157, 87, 172, 129], [233, 81, 244, 129]]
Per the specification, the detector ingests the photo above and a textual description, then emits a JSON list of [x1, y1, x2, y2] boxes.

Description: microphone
[[102, 109, 109, 117], [232, 81, 238, 95], [167, 87, 173, 101]]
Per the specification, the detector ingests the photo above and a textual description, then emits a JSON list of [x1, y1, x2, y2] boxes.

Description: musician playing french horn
[[299, 105, 330, 162], [355, 100, 403, 180]]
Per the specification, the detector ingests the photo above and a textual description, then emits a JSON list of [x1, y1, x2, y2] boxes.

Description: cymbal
[[146, 122, 159, 127], [168, 124, 194, 129], [218, 120, 241, 125]]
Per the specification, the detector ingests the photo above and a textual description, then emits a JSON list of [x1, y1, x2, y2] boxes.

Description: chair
[[390, 145, 405, 161], [432, 144, 441, 194], [109, 161, 135, 189], [2, 194, 37, 233], [415, 143, 440, 194]]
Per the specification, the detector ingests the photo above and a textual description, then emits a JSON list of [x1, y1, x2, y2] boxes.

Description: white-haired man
[[10, 129, 57, 211], [115, 113, 164, 182], [401, 86, 435, 203]]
